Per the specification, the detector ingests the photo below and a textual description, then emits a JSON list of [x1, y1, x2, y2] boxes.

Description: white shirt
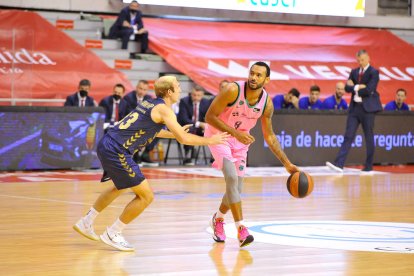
[[353, 64, 370, 103], [193, 102, 200, 128], [77, 93, 86, 107]]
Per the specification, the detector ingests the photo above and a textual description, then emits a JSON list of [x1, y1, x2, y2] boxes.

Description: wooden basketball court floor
[[0, 165, 413, 275]]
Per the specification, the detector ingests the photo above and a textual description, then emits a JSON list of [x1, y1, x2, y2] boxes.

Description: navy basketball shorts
[[97, 135, 145, 190]]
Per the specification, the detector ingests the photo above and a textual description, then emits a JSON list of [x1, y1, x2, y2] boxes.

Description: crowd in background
[[63, 76, 410, 167]]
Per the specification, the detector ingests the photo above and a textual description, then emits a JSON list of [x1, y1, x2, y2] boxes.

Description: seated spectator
[[322, 82, 348, 110], [123, 80, 159, 166], [299, 85, 323, 110], [384, 88, 409, 111], [124, 80, 152, 114], [99, 83, 128, 130], [272, 88, 300, 110], [108, 0, 148, 52], [178, 85, 211, 165], [64, 79, 97, 107]]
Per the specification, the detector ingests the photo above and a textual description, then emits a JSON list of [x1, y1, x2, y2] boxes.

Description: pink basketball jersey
[[208, 81, 268, 134]]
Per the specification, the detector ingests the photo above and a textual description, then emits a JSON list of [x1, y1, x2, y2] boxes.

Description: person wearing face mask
[[64, 79, 97, 107], [99, 83, 128, 130], [108, 0, 149, 52]]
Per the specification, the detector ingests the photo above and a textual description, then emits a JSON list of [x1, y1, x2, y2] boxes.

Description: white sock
[[216, 210, 226, 219], [235, 220, 244, 229], [83, 207, 99, 225], [108, 218, 127, 235]]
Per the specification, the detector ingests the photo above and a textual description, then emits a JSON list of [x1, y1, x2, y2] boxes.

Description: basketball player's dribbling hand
[[285, 163, 299, 175], [235, 131, 255, 145], [210, 132, 231, 145]]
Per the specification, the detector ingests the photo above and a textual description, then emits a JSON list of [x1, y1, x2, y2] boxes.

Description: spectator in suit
[[322, 82, 348, 110], [384, 88, 409, 111], [64, 79, 97, 107], [99, 83, 128, 129], [327, 49, 382, 173], [299, 85, 323, 110], [178, 85, 211, 165], [99, 83, 128, 182], [272, 88, 300, 110], [123, 80, 159, 166], [124, 80, 152, 114], [108, 0, 148, 52]]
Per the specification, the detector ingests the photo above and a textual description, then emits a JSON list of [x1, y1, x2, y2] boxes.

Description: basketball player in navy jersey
[[73, 76, 229, 251]]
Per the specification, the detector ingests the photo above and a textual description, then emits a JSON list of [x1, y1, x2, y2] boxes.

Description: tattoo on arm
[[262, 98, 291, 166]]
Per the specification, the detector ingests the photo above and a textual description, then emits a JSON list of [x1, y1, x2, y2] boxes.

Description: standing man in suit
[[64, 79, 97, 107], [108, 0, 148, 52], [178, 85, 211, 165], [123, 80, 158, 166], [327, 49, 382, 173], [99, 83, 128, 129]]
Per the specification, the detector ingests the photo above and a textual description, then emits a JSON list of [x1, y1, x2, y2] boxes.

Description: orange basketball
[[286, 171, 314, 198]]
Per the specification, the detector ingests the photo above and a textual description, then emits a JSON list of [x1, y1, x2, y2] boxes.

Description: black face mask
[[130, 10, 138, 15], [79, 90, 88, 97], [113, 94, 121, 101]]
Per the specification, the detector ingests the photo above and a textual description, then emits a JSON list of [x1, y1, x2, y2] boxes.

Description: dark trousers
[[110, 27, 148, 52], [334, 103, 376, 169], [184, 128, 203, 157]]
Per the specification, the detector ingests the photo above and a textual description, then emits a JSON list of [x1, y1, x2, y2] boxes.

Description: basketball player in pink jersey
[[205, 62, 299, 247]]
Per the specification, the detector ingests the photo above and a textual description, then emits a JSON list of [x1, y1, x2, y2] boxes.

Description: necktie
[[115, 102, 119, 122], [81, 99, 85, 107], [193, 103, 198, 124], [358, 69, 364, 83]]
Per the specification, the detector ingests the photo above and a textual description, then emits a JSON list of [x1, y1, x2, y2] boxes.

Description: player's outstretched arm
[[153, 104, 229, 145], [156, 124, 192, 139], [261, 97, 299, 174]]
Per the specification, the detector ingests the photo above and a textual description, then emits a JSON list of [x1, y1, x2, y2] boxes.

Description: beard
[[248, 79, 265, 90]]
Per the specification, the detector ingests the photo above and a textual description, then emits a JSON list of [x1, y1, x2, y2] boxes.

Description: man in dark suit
[[123, 80, 158, 166], [99, 83, 128, 129], [327, 49, 382, 173], [108, 0, 148, 52], [99, 83, 128, 182], [178, 85, 211, 165], [64, 79, 97, 107], [123, 80, 152, 114]]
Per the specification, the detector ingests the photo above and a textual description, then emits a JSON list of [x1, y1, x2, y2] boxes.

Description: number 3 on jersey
[[119, 113, 139, 130]]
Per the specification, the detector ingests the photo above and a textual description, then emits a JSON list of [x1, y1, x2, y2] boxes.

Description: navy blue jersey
[[107, 98, 165, 154]]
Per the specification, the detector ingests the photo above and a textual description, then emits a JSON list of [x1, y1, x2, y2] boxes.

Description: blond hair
[[154, 76, 176, 98]]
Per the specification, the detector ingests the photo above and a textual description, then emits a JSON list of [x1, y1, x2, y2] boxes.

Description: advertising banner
[[146, 18, 414, 105], [126, 0, 365, 17], [0, 10, 132, 105], [248, 111, 414, 166]]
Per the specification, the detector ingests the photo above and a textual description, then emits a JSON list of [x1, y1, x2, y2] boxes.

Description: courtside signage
[[207, 221, 414, 253], [125, 0, 365, 17]]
